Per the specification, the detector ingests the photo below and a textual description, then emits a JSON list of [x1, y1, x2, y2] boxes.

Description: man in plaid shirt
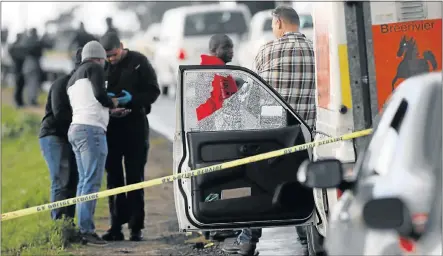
[[254, 7, 316, 131], [222, 6, 317, 256]]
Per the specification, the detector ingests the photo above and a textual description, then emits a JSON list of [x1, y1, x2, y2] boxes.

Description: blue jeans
[[237, 228, 262, 243], [39, 135, 78, 220], [68, 124, 108, 234]]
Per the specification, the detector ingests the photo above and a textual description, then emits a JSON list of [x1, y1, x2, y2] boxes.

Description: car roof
[[252, 9, 272, 20], [164, 3, 250, 16]]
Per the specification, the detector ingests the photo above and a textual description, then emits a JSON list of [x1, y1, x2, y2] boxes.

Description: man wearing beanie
[[66, 40, 118, 245], [99, 32, 160, 242], [39, 47, 83, 222]]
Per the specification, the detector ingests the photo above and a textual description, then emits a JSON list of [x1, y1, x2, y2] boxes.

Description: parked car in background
[[237, 9, 275, 70], [128, 23, 161, 61], [40, 27, 76, 84], [298, 13, 313, 41], [153, 3, 251, 95], [143, 23, 161, 60], [237, 10, 313, 70], [298, 72, 442, 255]]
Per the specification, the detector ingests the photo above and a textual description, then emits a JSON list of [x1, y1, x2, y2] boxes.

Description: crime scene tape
[[1, 128, 373, 221]]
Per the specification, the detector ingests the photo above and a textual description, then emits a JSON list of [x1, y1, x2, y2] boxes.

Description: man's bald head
[[209, 34, 234, 63], [271, 6, 301, 38]]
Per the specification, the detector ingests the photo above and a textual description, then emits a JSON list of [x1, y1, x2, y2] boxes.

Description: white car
[[237, 10, 275, 70], [238, 10, 314, 70], [298, 13, 314, 41], [128, 23, 161, 61], [298, 72, 442, 255], [153, 3, 251, 95], [172, 64, 329, 255]]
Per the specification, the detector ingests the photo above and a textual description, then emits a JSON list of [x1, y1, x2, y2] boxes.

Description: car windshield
[[263, 14, 313, 31], [263, 18, 272, 31], [300, 14, 313, 28], [184, 11, 248, 36]]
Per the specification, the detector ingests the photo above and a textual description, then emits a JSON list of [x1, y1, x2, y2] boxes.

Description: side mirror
[[363, 197, 417, 238], [297, 159, 343, 188]]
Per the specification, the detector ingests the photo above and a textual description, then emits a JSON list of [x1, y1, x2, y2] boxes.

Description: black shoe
[[81, 233, 107, 246], [130, 230, 143, 241], [102, 229, 125, 241], [239, 241, 258, 256], [222, 237, 241, 253], [68, 230, 84, 244]]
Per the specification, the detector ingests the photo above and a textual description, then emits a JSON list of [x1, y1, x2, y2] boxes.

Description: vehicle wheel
[[161, 86, 169, 96], [306, 225, 326, 256]]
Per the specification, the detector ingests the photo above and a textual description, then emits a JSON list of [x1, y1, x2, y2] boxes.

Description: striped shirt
[[254, 32, 316, 130]]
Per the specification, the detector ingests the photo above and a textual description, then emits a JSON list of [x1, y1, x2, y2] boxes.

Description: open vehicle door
[[173, 65, 323, 231]]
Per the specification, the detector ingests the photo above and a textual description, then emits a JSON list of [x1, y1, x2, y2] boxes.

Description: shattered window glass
[[183, 70, 287, 132]]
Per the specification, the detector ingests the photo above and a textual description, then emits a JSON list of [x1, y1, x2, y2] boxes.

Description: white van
[[238, 10, 314, 70], [153, 3, 251, 95], [237, 9, 276, 70]]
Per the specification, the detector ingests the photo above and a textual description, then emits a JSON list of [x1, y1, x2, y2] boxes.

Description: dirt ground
[[1, 89, 230, 256]]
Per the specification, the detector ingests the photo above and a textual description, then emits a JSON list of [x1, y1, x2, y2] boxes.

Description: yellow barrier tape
[[1, 129, 373, 221]]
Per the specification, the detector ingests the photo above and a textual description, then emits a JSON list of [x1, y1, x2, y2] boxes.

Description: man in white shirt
[[66, 41, 118, 245]]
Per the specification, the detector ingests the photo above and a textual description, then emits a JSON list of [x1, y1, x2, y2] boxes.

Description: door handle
[[239, 144, 261, 156]]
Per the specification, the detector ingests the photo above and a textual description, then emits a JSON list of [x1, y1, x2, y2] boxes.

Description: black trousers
[[13, 71, 25, 106], [105, 124, 149, 231]]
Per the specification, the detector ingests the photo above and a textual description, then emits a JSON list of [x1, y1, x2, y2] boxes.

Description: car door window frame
[[179, 65, 313, 136], [175, 65, 314, 229]]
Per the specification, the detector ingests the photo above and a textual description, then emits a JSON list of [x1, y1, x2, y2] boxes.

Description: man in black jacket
[[39, 47, 82, 221], [9, 33, 26, 107], [22, 28, 47, 106], [99, 32, 160, 242], [70, 22, 97, 50], [104, 17, 119, 37]]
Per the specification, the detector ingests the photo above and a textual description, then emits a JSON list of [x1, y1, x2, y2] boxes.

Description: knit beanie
[[81, 41, 106, 62]]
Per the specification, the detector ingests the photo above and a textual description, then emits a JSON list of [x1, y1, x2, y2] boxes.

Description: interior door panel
[[186, 125, 315, 224]]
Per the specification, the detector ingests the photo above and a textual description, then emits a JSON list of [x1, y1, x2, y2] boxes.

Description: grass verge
[[1, 103, 108, 255]]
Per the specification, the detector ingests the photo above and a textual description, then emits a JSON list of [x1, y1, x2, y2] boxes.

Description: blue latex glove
[[117, 90, 132, 105], [107, 92, 115, 97]]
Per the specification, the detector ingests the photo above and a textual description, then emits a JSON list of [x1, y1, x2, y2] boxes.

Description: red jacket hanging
[[196, 55, 238, 121]]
